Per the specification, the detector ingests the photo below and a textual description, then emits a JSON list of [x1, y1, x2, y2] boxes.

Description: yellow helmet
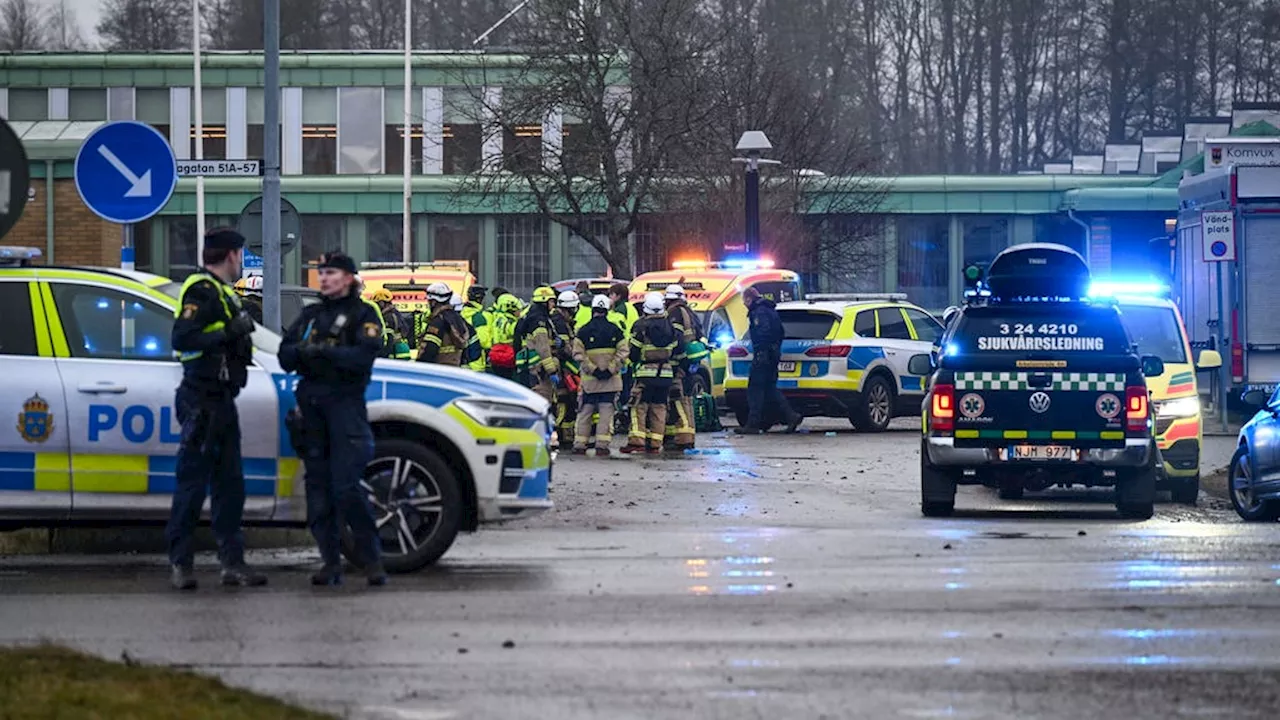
[[370, 288, 393, 303], [531, 286, 556, 303]]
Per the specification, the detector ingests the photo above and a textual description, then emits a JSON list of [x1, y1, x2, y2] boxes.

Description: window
[[875, 308, 912, 340], [562, 123, 593, 176], [385, 123, 423, 175], [853, 311, 875, 337], [367, 215, 409, 263], [433, 216, 480, 275], [776, 310, 839, 340], [443, 124, 481, 174], [51, 284, 174, 361], [0, 282, 37, 356], [904, 308, 943, 343], [338, 87, 384, 174], [1117, 305, 1187, 364], [634, 220, 666, 275], [568, 219, 610, 278], [190, 125, 228, 160], [503, 124, 542, 173], [497, 217, 549, 298], [68, 89, 106, 121], [897, 216, 949, 311], [166, 218, 198, 278], [706, 309, 734, 344], [7, 89, 46, 121], [961, 217, 1008, 272], [303, 88, 338, 174], [300, 215, 345, 266], [108, 87, 136, 121]]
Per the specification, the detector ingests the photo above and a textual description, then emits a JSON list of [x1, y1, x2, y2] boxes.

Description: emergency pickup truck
[[918, 244, 1163, 519], [0, 247, 552, 573]]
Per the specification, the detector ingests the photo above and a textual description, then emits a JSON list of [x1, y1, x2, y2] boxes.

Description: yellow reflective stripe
[[39, 282, 70, 358], [1003, 430, 1028, 439], [1051, 431, 1077, 440], [277, 458, 301, 498], [28, 282, 53, 357], [71, 455, 148, 493], [955, 430, 980, 439], [1100, 431, 1125, 440], [35, 453, 71, 492], [35, 268, 173, 305]]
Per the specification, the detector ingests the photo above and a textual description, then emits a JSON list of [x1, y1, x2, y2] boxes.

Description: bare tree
[[99, 0, 191, 50], [43, 0, 87, 50], [0, 0, 47, 51]]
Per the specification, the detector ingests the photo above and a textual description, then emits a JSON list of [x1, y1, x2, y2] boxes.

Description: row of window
[[1, 281, 177, 362]]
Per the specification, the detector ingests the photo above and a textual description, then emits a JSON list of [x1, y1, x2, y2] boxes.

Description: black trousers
[[745, 348, 797, 430]]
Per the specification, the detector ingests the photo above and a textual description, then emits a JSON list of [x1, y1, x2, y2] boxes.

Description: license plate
[[778, 361, 797, 373], [1009, 445, 1075, 461]]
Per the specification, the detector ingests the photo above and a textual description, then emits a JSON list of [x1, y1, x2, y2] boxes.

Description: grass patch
[[0, 645, 334, 719]]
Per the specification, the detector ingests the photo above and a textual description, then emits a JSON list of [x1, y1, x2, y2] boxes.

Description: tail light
[[1126, 385, 1148, 433], [1231, 342, 1244, 384], [727, 345, 749, 358], [930, 383, 955, 433], [805, 345, 851, 358]]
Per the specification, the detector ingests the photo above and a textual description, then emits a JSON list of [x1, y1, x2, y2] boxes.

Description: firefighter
[[415, 282, 471, 366], [553, 290, 583, 449], [453, 293, 484, 369], [573, 295, 628, 455], [515, 286, 562, 423], [663, 284, 707, 450], [461, 284, 493, 371], [370, 288, 412, 359], [488, 292, 522, 379], [623, 292, 681, 455]]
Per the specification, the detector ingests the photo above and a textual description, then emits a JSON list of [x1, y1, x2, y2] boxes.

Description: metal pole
[[402, 0, 412, 264], [121, 224, 134, 270], [1217, 261, 1228, 432], [262, 0, 282, 331], [744, 157, 760, 256], [192, 0, 206, 260]]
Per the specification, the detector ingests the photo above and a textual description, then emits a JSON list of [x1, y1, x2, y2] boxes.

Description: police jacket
[[747, 298, 786, 360], [514, 304, 559, 378], [629, 313, 680, 380], [279, 287, 383, 399], [416, 304, 472, 366], [573, 315, 627, 393], [172, 269, 253, 397]]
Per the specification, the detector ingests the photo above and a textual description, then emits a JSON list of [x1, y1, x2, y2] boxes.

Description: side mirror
[[1140, 355, 1165, 378], [1196, 349, 1223, 370], [1242, 390, 1269, 407], [908, 353, 934, 376]]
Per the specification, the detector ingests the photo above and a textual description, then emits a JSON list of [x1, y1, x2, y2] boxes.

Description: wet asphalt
[[2, 420, 1278, 719]]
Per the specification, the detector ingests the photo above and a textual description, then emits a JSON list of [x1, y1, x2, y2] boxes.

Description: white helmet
[[557, 289, 580, 308], [643, 291, 665, 315], [426, 282, 452, 303], [450, 293, 464, 310], [664, 284, 685, 300], [591, 294, 611, 310]]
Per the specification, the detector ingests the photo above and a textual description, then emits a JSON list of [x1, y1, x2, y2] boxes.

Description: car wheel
[[1116, 445, 1157, 520], [920, 439, 955, 517], [1228, 445, 1280, 522], [853, 375, 894, 433], [343, 437, 464, 573], [1169, 473, 1200, 506]]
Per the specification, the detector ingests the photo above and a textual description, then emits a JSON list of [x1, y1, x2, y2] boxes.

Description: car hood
[[368, 360, 551, 413]]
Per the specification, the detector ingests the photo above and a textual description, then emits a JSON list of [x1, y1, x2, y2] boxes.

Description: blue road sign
[[74, 121, 177, 225], [243, 249, 264, 269]]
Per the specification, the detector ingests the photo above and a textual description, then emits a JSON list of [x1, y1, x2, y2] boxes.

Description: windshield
[[1118, 304, 1187, 364]]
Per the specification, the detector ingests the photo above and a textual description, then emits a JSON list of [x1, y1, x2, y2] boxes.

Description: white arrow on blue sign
[[74, 121, 178, 225]]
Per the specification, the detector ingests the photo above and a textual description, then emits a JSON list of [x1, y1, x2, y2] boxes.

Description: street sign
[[177, 159, 262, 177], [236, 195, 300, 255], [1201, 210, 1236, 262], [243, 248, 265, 276], [0, 118, 31, 241], [74, 121, 177, 225]]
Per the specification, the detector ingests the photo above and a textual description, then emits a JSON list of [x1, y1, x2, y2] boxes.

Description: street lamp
[[733, 131, 780, 256]]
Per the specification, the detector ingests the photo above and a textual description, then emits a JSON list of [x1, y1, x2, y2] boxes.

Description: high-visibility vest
[[173, 272, 239, 362]]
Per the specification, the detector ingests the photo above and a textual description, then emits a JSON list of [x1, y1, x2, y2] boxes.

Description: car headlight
[[1156, 396, 1200, 419], [454, 399, 543, 430]]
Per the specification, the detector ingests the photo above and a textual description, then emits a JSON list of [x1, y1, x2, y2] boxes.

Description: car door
[[874, 307, 923, 396], [45, 278, 277, 521], [0, 279, 71, 519]]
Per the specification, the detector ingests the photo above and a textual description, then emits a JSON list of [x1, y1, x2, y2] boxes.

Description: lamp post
[[733, 131, 779, 256]]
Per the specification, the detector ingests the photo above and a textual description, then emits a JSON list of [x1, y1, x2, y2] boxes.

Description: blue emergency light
[[1087, 279, 1170, 300]]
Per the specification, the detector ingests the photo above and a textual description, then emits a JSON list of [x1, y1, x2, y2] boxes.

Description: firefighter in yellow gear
[[515, 287, 562, 434], [663, 284, 706, 449], [552, 290, 582, 450], [623, 293, 682, 454], [573, 295, 628, 455], [369, 288, 412, 359], [488, 292, 522, 380], [415, 283, 471, 366], [460, 285, 493, 371]]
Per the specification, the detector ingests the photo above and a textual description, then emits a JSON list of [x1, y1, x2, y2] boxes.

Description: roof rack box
[[984, 243, 1090, 300]]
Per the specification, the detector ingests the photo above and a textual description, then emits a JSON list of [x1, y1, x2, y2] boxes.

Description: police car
[[0, 247, 553, 573], [918, 244, 1162, 519], [723, 294, 942, 431]]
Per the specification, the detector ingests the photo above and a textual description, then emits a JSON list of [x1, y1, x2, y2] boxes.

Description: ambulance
[[357, 260, 477, 342], [629, 259, 802, 399], [0, 247, 552, 573]]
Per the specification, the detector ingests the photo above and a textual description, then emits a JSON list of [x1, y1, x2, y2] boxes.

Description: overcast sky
[[66, 0, 102, 43]]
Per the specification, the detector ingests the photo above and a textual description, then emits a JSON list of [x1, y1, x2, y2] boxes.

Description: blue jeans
[[166, 385, 246, 569], [299, 394, 382, 568]]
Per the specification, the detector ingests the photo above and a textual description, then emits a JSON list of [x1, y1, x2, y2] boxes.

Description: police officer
[[623, 293, 681, 454], [370, 288, 412, 359], [663, 284, 707, 450], [279, 251, 387, 587], [515, 286, 562, 433], [166, 228, 266, 591], [572, 295, 628, 455], [415, 283, 472, 366], [735, 286, 802, 435], [461, 285, 493, 371]]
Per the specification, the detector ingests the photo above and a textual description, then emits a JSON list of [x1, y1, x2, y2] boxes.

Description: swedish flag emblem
[[17, 393, 53, 443]]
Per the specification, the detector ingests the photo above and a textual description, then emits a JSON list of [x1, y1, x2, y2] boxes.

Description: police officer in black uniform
[[735, 287, 803, 435], [279, 251, 388, 587], [167, 228, 267, 591]]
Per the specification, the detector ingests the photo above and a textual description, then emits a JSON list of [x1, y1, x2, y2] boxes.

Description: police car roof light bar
[[807, 293, 908, 303], [0, 246, 43, 267], [360, 260, 471, 271]]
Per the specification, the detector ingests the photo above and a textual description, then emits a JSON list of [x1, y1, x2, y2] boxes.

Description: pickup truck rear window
[[952, 306, 1132, 355]]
